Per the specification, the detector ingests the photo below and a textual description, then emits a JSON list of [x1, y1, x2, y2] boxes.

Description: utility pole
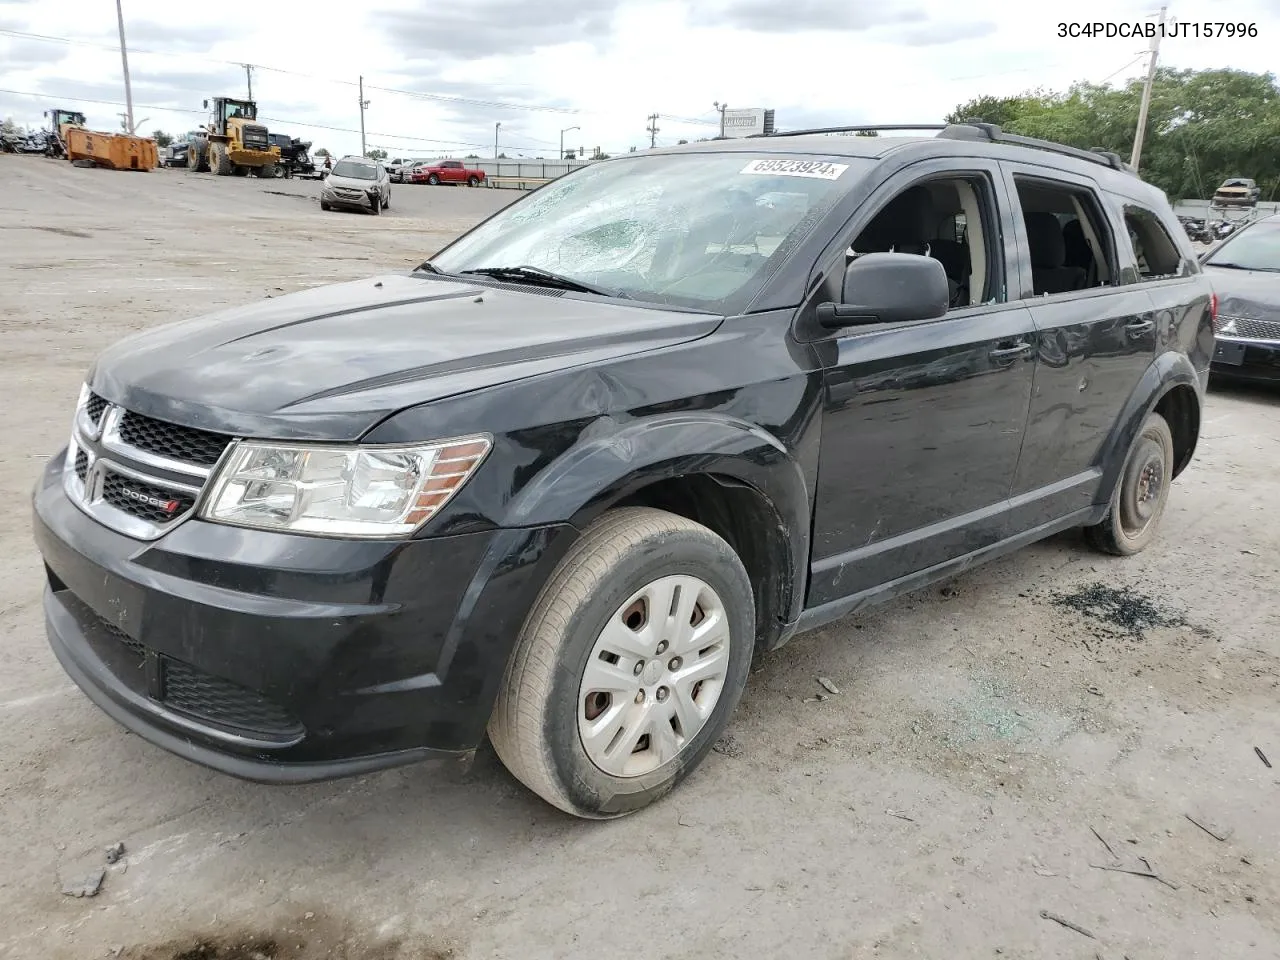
[[494, 121, 501, 159], [646, 113, 660, 148], [358, 75, 370, 156], [243, 64, 254, 101], [1130, 4, 1167, 172], [114, 0, 134, 134], [713, 101, 727, 139]]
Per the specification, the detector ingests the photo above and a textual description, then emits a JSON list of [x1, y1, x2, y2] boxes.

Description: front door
[[804, 160, 1037, 607], [998, 163, 1161, 528]]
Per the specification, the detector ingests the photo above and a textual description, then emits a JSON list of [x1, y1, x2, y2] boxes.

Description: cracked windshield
[[429, 153, 864, 309]]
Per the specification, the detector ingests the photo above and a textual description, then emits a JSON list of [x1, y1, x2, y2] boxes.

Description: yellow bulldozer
[[186, 96, 281, 177]]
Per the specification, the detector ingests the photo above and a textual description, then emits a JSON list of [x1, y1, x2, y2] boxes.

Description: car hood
[[90, 274, 722, 441], [1203, 265, 1280, 319]]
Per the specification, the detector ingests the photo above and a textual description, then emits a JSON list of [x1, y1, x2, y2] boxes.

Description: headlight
[[200, 436, 490, 537]]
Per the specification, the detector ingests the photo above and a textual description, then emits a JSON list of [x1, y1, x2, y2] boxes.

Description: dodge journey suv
[[32, 123, 1215, 819]]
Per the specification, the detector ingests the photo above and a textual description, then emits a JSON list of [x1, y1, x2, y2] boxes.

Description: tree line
[[947, 67, 1280, 203]]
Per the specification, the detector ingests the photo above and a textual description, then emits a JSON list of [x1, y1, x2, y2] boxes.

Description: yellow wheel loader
[[186, 97, 282, 178]]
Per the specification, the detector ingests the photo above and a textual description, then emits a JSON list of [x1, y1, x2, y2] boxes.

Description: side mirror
[[203, 99, 209, 109], [816, 252, 951, 329]]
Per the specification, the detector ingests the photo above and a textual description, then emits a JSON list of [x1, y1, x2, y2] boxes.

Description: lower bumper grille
[[89, 610, 304, 743]]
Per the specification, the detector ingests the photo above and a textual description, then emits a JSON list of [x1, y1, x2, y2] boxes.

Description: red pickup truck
[[409, 159, 486, 187]]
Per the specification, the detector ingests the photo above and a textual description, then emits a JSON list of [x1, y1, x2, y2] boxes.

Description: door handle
[[989, 341, 1033, 361], [1126, 318, 1155, 338]]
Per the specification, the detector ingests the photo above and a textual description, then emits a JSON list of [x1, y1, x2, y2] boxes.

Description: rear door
[[442, 160, 465, 183], [998, 162, 1159, 528], [804, 158, 1039, 606]]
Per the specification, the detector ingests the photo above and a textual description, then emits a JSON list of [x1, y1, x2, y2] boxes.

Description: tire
[[209, 141, 232, 176], [320, 199, 331, 211], [488, 507, 754, 819], [382, 191, 390, 210], [271, 163, 285, 178], [1084, 411, 1175, 556], [370, 195, 382, 215], [186, 140, 205, 173], [427, 173, 440, 185], [468, 175, 479, 187]]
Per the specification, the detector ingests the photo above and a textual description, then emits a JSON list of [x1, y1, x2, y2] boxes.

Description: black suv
[[32, 123, 1215, 819]]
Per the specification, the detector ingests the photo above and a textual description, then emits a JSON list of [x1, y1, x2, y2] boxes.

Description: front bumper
[[323, 186, 379, 210], [1210, 336, 1280, 384], [32, 453, 575, 783]]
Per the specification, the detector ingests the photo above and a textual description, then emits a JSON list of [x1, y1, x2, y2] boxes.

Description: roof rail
[[757, 124, 949, 138], [940, 121, 1135, 173]]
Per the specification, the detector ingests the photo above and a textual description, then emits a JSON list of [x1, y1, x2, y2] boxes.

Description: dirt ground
[[1, 154, 1278, 960]]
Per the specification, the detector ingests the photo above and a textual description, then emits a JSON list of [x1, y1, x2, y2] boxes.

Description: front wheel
[[427, 173, 440, 185], [1084, 411, 1175, 556], [488, 507, 754, 819]]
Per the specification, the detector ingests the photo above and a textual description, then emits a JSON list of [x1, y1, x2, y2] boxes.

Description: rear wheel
[[271, 163, 285, 178], [1084, 411, 1175, 556], [186, 140, 205, 173], [468, 175, 480, 187], [488, 507, 754, 819]]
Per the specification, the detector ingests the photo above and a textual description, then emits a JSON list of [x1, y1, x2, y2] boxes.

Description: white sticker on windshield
[[740, 158, 849, 180]]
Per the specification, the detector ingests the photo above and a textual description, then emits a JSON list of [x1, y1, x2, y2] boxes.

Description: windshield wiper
[[1205, 261, 1277, 271], [458, 265, 627, 299]]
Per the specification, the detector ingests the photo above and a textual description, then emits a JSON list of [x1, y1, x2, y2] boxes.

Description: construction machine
[[43, 107, 157, 171], [186, 97, 281, 177], [43, 108, 87, 158]]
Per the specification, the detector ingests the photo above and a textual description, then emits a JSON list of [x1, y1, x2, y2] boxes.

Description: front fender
[[503, 413, 811, 626], [1095, 349, 1203, 506]]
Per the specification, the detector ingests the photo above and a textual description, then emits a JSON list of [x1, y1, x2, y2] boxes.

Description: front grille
[[1220, 315, 1280, 342], [118, 411, 231, 467], [85, 392, 107, 426], [242, 125, 268, 148], [74, 449, 88, 481], [101, 469, 196, 524], [162, 659, 304, 740]]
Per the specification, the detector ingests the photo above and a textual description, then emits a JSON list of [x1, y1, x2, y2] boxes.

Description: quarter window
[[1123, 204, 1183, 279]]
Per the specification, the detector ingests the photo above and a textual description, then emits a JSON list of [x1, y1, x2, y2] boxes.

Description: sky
[[3, 0, 1280, 159]]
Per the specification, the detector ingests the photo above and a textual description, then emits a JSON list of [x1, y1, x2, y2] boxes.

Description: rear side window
[[1011, 176, 1118, 297], [1123, 204, 1183, 279]]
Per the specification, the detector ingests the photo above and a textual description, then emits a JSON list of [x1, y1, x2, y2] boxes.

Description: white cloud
[[2, 0, 1280, 158]]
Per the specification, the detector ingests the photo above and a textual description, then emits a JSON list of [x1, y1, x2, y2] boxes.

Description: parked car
[[31, 123, 1214, 819], [386, 158, 427, 183], [1200, 212, 1280, 384], [320, 156, 390, 214], [1211, 178, 1261, 208], [410, 158, 486, 187]]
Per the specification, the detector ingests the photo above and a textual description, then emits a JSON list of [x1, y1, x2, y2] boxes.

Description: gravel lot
[[1, 154, 1278, 960]]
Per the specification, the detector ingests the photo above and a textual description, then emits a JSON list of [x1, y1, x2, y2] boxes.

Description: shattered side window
[[431, 153, 867, 311]]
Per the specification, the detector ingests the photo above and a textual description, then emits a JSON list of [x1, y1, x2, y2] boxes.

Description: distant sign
[[721, 108, 776, 138]]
